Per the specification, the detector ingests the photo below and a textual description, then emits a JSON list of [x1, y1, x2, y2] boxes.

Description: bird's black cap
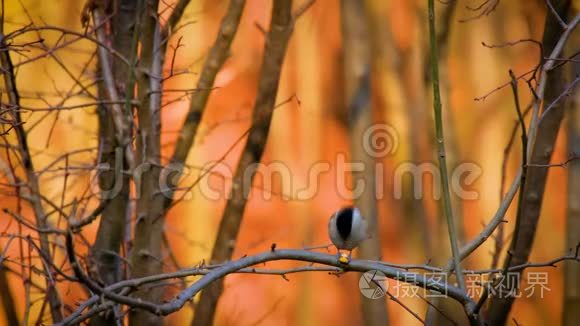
[[335, 207, 354, 240]]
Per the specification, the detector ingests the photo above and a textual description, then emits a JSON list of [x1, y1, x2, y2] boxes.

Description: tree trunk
[[486, 1, 572, 323], [340, 1, 389, 325]]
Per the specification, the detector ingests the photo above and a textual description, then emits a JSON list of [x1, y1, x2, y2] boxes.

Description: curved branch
[[60, 249, 476, 325]]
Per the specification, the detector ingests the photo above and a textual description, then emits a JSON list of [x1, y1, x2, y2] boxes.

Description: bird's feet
[[337, 250, 352, 264]]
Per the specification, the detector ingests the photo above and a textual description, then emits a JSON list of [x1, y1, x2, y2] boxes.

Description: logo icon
[[362, 124, 399, 158], [359, 270, 388, 299]]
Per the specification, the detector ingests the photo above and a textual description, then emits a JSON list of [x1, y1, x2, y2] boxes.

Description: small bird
[[328, 206, 369, 264]]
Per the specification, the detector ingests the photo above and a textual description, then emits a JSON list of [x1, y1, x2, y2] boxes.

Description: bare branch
[[92, 7, 135, 170], [487, 4, 578, 323], [61, 249, 476, 325], [0, 24, 64, 323], [164, 0, 190, 36], [545, 0, 568, 29], [169, 0, 246, 190], [428, 0, 466, 292], [192, 1, 297, 324]]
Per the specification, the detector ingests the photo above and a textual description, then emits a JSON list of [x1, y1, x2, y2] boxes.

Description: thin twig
[[0, 25, 64, 322], [427, 0, 466, 292], [545, 0, 568, 29], [163, 0, 191, 36]]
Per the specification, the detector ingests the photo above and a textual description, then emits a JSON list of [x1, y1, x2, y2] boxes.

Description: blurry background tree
[[0, 0, 579, 325]]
